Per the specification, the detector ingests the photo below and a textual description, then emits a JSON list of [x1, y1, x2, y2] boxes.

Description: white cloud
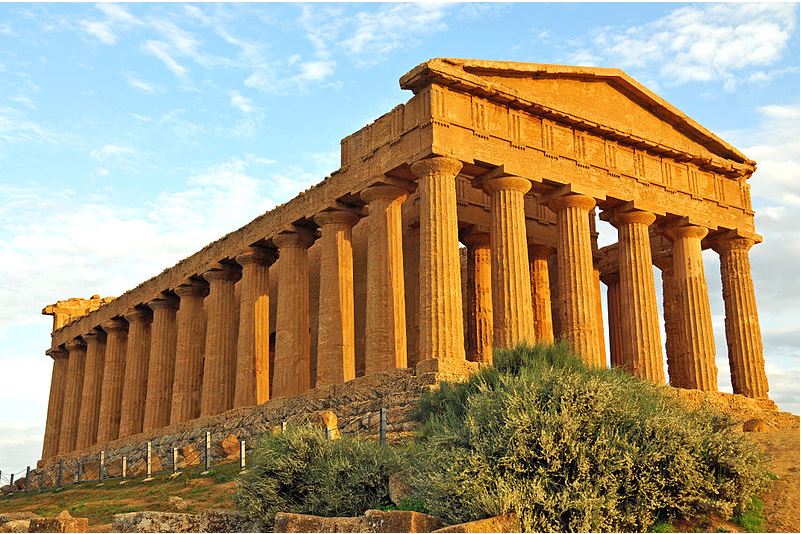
[[78, 3, 142, 45], [745, 105, 800, 206], [10, 95, 35, 109], [90, 143, 135, 159], [124, 72, 160, 94], [566, 3, 797, 90], [80, 19, 116, 45], [229, 90, 257, 114], [0, 106, 60, 144], [142, 39, 188, 78]]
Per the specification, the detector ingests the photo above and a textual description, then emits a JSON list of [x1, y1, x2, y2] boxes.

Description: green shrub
[[732, 496, 765, 532], [408, 343, 772, 532], [233, 426, 400, 529]]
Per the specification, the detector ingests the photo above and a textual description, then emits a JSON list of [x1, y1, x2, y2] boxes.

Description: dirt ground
[[750, 430, 800, 532]]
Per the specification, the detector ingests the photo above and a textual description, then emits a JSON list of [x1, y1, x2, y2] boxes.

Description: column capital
[[409, 156, 463, 179], [652, 254, 674, 272], [82, 329, 106, 342], [360, 183, 410, 204], [711, 235, 756, 254], [65, 337, 86, 351], [147, 293, 180, 311], [273, 229, 315, 250], [664, 224, 708, 241], [609, 209, 656, 228], [235, 246, 278, 267], [599, 271, 619, 286], [202, 263, 242, 283], [101, 317, 129, 333], [460, 231, 490, 247], [175, 279, 210, 298], [123, 306, 153, 324], [313, 209, 360, 228], [46, 346, 69, 360], [482, 175, 531, 195], [546, 193, 596, 213], [528, 244, 555, 259]]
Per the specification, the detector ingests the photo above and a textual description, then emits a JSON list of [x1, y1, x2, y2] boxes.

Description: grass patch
[[732, 496, 765, 533]]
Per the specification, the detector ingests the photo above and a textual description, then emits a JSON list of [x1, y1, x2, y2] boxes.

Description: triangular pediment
[[400, 58, 752, 168]]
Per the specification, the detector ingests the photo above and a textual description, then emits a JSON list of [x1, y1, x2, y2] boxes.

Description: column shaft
[[96, 319, 128, 444], [603, 275, 624, 368], [485, 176, 535, 348], [76, 331, 106, 450], [362, 185, 409, 373], [171, 280, 209, 423], [58, 339, 86, 453], [463, 233, 493, 363], [665, 225, 718, 391], [614, 210, 665, 383], [529, 245, 554, 343], [548, 194, 602, 365], [143, 295, 179, 431], [714, 237, 769, 398], [315, 212, 358, 386], [118, 308, 152, 438], [201, 265, 241, 416], [655, 257, 683, 387], [412, 157, 466, 362], [42, 349, 68, 459], [272, 231, 313, 397]]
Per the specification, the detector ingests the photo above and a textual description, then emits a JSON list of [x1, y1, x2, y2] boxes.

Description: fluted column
[[462, 232, 493, 363], [272, 230, 314, 398], [76, 330, 106, 450], [143, 294, 179, 431], [42, 348, 68, 459], [233, 248, 274, 406], [601, 273, 624, 368], [612, 210, 665, 383], [664, 225, 718, 391], [59, 338, 86, 453], [547, 194, 601, 365], [200, 264, 241, 416], [654, 256, 683, 387], [529, 245, 555, 343], [712, 236, 769, 398], [411, 157, 466, 363], [314, 211, 359, 386], [170, 280, 209, 423], [118, 307, 152, 437], [96, 319, 128, 444], [361, 184, 409, 374], [484, 176, 535, 348]]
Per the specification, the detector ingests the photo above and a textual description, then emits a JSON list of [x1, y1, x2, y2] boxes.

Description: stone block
[[220, 434, 241, 460], [112, 511, 206, 533], [433, 514, 521, 533], [364, 510, 442, 533], [168, 496, 187, 511], [273, 512, 367, 533], [200, 510, 257, 533], [179, 445, 201, 468], [0, 513, 39, 529], [743, 418, 769, 433], [0, 520, 32, 533], [29, 511, 89, 533]]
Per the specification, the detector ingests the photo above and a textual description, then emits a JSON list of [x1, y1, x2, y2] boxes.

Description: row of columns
[[40, 157, 770, 460]]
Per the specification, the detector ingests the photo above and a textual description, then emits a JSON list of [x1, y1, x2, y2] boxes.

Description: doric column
[[272, 230, 314, 398], [314, 211, 359, 386], [483, 175, 535, 348], [601, 273, 624, 368], [712, 236, 769, 398], [96, 318, 128, 444], [546, 194, 601, 365], [171, 280, 209, 424], [42, 347, 68, 459], [612, 210, 665, 383], [143, 294, 179, 431], [59, 338, 86, 453], [200, 264, 241, 416], [411, 156, 466, 363], [118, 307, 152, 438], [664, 225, 718, 391], [462, 232, 493, 364], [592, 268, 607, 366], [234, 248, 275, 406], [361, 184, 409, 374], [76, 330, 106, 450], [529, 245, 555, 344], [654, 256, 683, 387]]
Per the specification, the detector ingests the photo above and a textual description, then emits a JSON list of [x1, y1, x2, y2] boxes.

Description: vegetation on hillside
[[234, 343, 772, 532]]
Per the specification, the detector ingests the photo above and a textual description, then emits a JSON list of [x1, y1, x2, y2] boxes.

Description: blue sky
[[0, 2, 798, 477]]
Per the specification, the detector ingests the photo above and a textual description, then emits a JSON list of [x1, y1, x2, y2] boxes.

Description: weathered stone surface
[[112, 512, 204, 533], [364, 509, 443, 533], [200, 510, 257, 533], [388, 472, 411, 506], [29, 511, 88, 533], [168, 496, 188, 511], [0, 513, 39, 526], [434, 514, 521, 533], [274, 512, 366, 533], [220, 434, 241, 460], [0, 520, 32, 533], [743, 418, 769, 433]]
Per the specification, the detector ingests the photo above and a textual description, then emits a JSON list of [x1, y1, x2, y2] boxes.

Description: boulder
[[220, 435, 241, 460], [388, 472, 411, 506], [200, 510, 257, 533], [29, 510, 89, 533], [273, 512, 366, 533], [0, 512, 39, 526], [112, 511, 206, 533], [364, 510, 443, 533], [743, 418, 770, 433], [433, 514, 521, 533], [13, 478, 26, 491], [168, 496, 187, 512], [179, 445, 201, 468], [0, 485, 10, 495], [0, 520, 31, 533]]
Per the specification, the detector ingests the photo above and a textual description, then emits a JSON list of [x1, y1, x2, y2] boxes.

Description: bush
[[407, 343, 772, 532], [234, 426, 401, 529]]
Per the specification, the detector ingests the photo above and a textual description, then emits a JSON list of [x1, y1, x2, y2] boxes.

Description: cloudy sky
[[0, 2, 798, 477]]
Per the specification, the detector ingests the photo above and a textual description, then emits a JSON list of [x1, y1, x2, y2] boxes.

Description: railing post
[[281, 421, 287, 433], [76, 462, 82, 484], [142, 442, 154, 482], [9, 473, 14, 494], [239, 440, 246, 473], [203, 431, 211, 473], [119, 456, 128, 485], [24, 467, 30, 492], [39, 470, 44, 492], [99, 451, 105, 484], [171, 447, 180, 478], [57, 460, 63, 488], [379, 407, 387, 446]]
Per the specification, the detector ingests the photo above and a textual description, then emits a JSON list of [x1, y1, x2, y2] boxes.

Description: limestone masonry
[[39, 58, 770, 464]]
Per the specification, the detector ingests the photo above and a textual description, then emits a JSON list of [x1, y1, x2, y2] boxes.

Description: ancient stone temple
[[39, 58, 770, 463]]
